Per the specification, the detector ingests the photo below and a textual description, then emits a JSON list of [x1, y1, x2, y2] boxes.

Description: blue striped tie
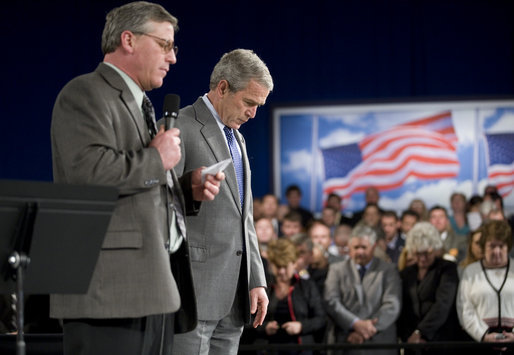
[[223, 126, 244, 208]]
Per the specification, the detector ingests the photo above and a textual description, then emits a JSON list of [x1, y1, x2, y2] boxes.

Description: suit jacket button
[[236, 250, 243, 256]]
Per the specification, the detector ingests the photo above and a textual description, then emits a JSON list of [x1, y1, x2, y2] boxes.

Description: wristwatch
[[414, 329, 422, 336]]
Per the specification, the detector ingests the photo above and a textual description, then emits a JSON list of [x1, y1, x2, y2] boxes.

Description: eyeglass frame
[[133, 32, 178, 55]]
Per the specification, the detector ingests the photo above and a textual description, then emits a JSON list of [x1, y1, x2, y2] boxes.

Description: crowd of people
[[244, 184, 514, 354]]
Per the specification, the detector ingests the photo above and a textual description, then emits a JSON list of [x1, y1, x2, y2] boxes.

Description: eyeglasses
[[135, 32, 178, 55]]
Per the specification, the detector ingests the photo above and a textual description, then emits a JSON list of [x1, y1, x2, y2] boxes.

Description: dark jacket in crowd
[[399, 258, 466, 354], [260, 274, 326, 346]]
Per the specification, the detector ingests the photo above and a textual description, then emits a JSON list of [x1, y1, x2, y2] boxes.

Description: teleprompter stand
[[0, 180, 118, 355]]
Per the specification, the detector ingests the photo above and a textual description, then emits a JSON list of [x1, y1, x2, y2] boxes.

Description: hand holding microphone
[[150, 94, 181, 170], [163, 94, 180, 130]]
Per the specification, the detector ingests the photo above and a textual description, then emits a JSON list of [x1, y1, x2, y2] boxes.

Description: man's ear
[[217, 80, 229, 96], [120, 30, 136, 53]]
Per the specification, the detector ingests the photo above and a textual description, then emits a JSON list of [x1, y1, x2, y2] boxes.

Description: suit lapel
[[193, 99, 242, 213], [350, 260, 365, 306], [96, 63, 148, 145]]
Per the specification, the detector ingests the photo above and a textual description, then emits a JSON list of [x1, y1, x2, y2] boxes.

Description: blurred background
[[1, 0, 513, 209]]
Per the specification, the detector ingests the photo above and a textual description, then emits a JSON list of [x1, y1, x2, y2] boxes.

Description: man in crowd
[[280, 211, 303, 238], [324, 225, 401, 355], [285, 184, 314, 227], [400, 209, 419, 236], [380, 210, 405, 264], [429, 205, 466, 263], [351, 187, 383, 226]]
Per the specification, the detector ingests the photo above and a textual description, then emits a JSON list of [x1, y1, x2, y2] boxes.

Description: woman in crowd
[[449, 192, 470, 237], [397, 247, 417, 271], [409, 199, 428, 221], [260, 238, 326, 354], [255, 217, 278, 260], [398, 222, 463, 354], [458, 226, 484, 276], [457, 219, 514, 354]]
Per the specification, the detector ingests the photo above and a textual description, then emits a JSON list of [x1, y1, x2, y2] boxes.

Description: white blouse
[[457, 259, 514, 341]]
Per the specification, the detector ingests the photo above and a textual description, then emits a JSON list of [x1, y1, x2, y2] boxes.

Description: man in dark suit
[[285, 184, 314, 228], [350, 187, 383, 227], [380, 210, 405, 265], [50, 2, 223, 354], [172, 49, 272, 355]]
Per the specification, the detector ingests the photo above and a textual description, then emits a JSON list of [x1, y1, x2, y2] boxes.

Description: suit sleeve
[[51, 77, 166, 195], [324, 263, 358, 329], [247, 189, 267, 289], [177, 170, 201, 216], [372, 263, 402, 332], [299, 279, 327, 335], [398, 268, 416, 340]]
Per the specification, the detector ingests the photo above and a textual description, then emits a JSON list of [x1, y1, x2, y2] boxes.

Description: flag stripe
[[360, 128, 456, 160], [324, 160, 460, 196], [322, 111, 459, 198]]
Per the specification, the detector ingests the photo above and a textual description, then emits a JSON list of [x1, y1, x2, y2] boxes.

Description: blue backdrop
[[1, 0, 513, 199]]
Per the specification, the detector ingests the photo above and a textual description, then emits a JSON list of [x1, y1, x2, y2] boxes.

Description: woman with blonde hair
[[259, 238, 326, 354], [408, 198, 429, 221], [458, 226, 484, 275]]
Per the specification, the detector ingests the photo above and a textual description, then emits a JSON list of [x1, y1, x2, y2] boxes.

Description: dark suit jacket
[[174, 97, 267, 323], [260, 275, 326, 345], [398, 258, 462, 342], [386, 232, 405, 265], [50, 63, 196, 331]]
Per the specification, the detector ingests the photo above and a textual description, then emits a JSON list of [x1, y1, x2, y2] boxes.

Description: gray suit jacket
[[324, 257, 401, 355], [174, 97, 266, 323], [50, 63, 196, 327]]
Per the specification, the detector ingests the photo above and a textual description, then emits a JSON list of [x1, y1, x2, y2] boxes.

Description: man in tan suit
[[50, 2, 223, 354]]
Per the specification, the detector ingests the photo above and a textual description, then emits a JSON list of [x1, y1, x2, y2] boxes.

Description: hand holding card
[[201, 158, 232, 183]]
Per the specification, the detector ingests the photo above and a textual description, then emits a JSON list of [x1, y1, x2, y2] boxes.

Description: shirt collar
[[201, 94, 226, 132], [104, 62, 145, 111]]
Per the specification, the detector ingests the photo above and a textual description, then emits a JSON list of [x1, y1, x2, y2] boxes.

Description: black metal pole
[[9, 251, 30, 355]]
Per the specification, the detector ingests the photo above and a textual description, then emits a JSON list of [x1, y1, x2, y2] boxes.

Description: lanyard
[[480, 259, 510, 328]]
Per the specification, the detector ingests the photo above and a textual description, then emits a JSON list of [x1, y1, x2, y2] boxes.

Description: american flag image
[[485, 133, 514, 197], [321, 111, 460, 199]]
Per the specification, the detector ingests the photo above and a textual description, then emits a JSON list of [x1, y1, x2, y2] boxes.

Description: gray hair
[[406, 221, 443, 253], [209, 49, 274, 92], [101, 1, 178, 55], [351, 225, 377, 245]]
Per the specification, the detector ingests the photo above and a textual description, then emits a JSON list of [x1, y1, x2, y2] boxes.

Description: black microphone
[[163, 94, 180, 130]]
